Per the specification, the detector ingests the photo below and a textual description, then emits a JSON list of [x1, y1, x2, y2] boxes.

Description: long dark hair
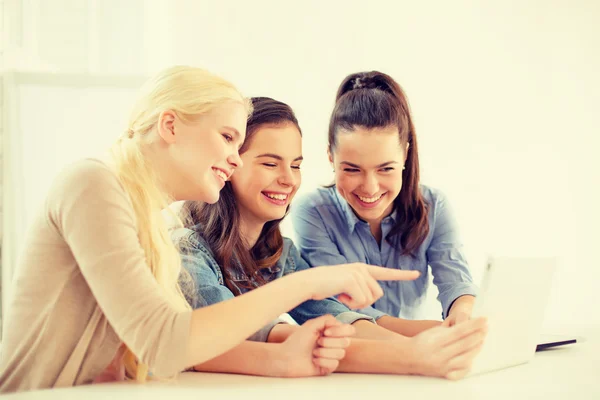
[[329, 71, 429, 256], [182, 97, 301, 295]]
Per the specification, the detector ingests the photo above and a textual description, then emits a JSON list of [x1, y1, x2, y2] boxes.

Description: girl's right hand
[[408, 317, 488, 380], [296, 263, 420, 310]]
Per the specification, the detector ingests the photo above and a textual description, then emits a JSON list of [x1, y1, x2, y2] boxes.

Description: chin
[[204, 194, 221, 204], [198, 188, 221, 204], [356, 207, 384, 220], [264, 212, 286, 223]]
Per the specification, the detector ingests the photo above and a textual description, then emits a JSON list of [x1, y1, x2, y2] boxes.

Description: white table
[[5, 325, 599, 400]]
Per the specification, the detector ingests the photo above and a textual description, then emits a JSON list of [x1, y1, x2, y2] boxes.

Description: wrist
[[391, 336, 420, 374], [376, 315, 392, 323], [275, 271, 314, 305], [449, 295, 475, 315], [450, 303, 473, 314], [267, 343, 292, 377]]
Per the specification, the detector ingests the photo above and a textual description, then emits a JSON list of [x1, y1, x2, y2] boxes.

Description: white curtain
[[1, 72, 145, 324], [0, 0, 156, 330]]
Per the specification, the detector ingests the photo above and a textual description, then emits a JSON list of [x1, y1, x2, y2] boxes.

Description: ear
[[157, 110, 177, 144], [327, 149, 334, 165]]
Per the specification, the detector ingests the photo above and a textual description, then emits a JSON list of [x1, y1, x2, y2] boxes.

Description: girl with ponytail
[[292, 71, 479, 332]]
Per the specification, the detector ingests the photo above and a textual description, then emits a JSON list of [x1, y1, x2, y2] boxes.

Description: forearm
[[264, 319, 425, 375], [352, 319, 404, 340], [449, 295, 475, 315], [185, 274, 308, 367], [193, 341, 281, 376], [336, 337, 416, 374], [267, 318, 402, 343], [268, 320, 418, 375], [376, 316, 441, 337], [269, 315, 413, 342]]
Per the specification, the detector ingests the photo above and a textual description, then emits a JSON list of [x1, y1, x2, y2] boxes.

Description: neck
[[239, 211, 266, 249], [141, 139, 182, 201], [363, 202, 395, 246]]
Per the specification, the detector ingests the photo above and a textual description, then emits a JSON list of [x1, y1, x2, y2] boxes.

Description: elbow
[[128, 310, 192, 379]]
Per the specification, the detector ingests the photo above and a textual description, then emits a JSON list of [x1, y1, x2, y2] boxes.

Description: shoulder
[[282, 237, 296, 255], [420, 184, 445, 203], [294, 186, 337, 210], [46, 158, 131, 220], [172, 224, 215, 257], [280, 237, 307, 271], [292, 187, 341, 223], [419, 184, 449, 212], [52, 158, 123, 194], [174, 225, 223, 277], [419, 185, 458, 231]]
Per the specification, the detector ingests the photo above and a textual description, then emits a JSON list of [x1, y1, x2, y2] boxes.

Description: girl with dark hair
[[175, 97, 487, 380], [292, 71, 478, 333]]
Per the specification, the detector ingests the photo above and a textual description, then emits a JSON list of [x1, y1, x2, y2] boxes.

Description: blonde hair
[[110, 66, 251, 382]]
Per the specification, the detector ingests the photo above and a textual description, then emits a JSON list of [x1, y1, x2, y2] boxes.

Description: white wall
[[3, 0, 599, 329], [152, 0, 600, 329]]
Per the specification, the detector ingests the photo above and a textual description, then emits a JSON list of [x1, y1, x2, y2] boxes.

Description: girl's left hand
[[273, 315, 354, 377], [443, 308, 472, 327]]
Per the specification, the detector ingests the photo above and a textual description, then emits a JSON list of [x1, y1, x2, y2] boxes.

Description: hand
[[443, 309, 471, 327], [273, 315, 354, 377], [444, 295, 475, 327], [299, 263, 420, 310], [409, 317, 488, 380]]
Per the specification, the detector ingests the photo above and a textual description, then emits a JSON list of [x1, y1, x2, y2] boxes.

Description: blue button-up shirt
[[291, 184, 477, 320], [173, 225, 374, 342]]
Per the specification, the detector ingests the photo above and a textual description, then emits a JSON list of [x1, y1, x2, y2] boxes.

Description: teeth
[[265, 193, 288, 201], [357, 194, 382, 203], [214, 169, 227, 181]]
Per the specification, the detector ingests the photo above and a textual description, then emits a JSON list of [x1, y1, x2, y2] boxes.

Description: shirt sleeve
[[49, 160, 191, 378], [285, 242, 375, 325], [291, 200, 387, 321], [426, 191, 478, 318], [178, 232, 285, 343]]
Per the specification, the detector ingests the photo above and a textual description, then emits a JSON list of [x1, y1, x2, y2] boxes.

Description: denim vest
[[173, 225, 373, 342]]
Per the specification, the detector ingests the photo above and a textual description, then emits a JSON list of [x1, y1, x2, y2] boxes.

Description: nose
[[278, 167, 298, 187], [360, 172, 379, 195], [227, 151, 244, 170]]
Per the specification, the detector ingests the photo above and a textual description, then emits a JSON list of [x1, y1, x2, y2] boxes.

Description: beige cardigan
[[0, 159, 192, 393]]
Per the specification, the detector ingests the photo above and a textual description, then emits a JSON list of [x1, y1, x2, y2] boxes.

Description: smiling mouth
[[262, 192, 290, 205], [264, 193, 288, 200], [212, 168, 228, 182], [355, 193, 384, 204]]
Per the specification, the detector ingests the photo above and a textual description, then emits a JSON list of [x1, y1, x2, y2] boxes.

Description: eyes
[[342, 167, 395, 173], [222, 132, 245, 151], [262, 163, 301, 170]]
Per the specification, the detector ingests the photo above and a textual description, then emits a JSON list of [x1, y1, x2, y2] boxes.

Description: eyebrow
[[340, 161, 399, 168], [255, 153, 303, 162]]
